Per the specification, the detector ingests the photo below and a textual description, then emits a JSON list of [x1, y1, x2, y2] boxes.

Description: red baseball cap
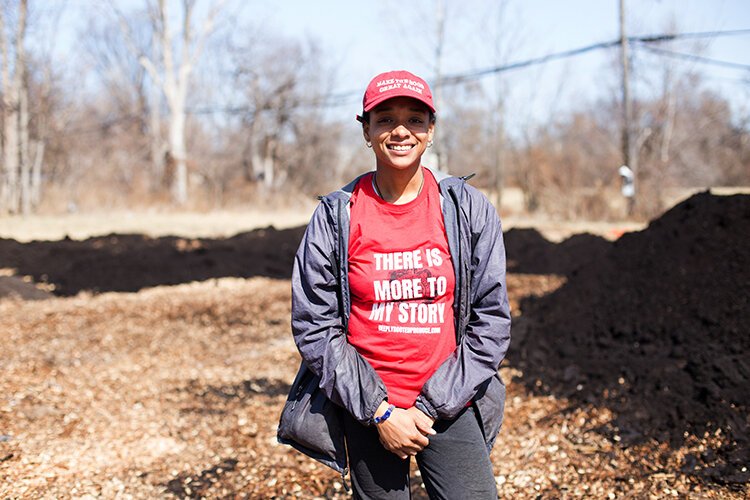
[[359, 70, 435, 116]]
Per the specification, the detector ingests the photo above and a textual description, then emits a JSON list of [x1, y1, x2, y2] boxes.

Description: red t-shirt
[[347, 167, 456, 408]]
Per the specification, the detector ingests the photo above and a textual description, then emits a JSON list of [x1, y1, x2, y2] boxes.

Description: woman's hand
[[405, 406, 435, 432], [373, 402, 436, 459]]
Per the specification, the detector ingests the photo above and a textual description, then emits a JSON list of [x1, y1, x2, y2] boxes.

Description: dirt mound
[[505, 228, 610, 275], [0, 226, 306, 295], [510, 192, 750, 483], [1, 220, 607, 297]]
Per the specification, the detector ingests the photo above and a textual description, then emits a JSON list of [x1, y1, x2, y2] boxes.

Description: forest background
[[0, 0, 749, 222]]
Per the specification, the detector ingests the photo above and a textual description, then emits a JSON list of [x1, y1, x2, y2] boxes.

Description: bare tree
[[0, 0, 28, 214], [112, 0, 226, 205], [18, 28, 29, 214], [231, 35, 335, 195], [481, 0, 518, 208], [85, 11, 157, 189]]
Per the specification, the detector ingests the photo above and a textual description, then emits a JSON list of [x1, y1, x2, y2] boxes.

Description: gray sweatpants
[[343, 406, 498, 499]]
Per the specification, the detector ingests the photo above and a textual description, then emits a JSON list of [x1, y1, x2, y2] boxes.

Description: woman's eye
[[377, 117, 393, 124]]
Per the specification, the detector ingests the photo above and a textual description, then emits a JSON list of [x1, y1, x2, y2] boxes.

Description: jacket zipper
[[447, 184, 467, 343]]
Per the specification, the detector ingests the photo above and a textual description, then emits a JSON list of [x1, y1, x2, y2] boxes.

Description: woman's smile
[[387, 143, 416, 152]]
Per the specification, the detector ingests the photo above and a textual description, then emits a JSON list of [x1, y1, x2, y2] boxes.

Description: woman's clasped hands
[[373, 401, 436, 459]]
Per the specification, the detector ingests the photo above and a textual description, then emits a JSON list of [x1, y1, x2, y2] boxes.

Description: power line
[[439, 40, 620, 86], [438, 28, 750, 86], [105, 28, 750, 120], [191, 28, 750, 114], [634, 28, 750, 43], [638, 44, 750, 71], [187, 91, 361, 115]]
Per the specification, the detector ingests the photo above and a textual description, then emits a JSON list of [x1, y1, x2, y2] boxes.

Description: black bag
[[277, 362, 348, 473]]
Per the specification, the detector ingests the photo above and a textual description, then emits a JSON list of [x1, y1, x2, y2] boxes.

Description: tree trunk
[[19, 67, 30, 215], [432, 0, 446, 171], [493, 97, 505, 209], [0, 7, 7, 213], [148, 40, 165, 191], [242, 117, 257, 182], [31, 140, 44, 209], [1, 13, 19, 214], [0, 0, 27, 215], [169, 106, 188, 204], [2, 95, 19, 213], [262, 137, 277, 190]]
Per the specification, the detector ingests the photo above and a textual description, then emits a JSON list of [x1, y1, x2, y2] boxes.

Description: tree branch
[[108, 1, 147, 67], [189, 0, 227, 67], [138, 55, 164, 90]]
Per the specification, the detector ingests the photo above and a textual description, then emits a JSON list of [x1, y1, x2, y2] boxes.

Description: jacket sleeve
[[415, 188, 511, 420], [291, 202, 388, 425]]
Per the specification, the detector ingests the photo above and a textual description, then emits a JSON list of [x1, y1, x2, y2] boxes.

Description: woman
[[278, 69, 511, 499]]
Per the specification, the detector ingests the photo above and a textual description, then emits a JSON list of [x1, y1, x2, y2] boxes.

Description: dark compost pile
[[510, 192, 750, 484]]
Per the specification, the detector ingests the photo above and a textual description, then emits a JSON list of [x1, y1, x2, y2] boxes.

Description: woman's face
[[363, 96, 435, 172]]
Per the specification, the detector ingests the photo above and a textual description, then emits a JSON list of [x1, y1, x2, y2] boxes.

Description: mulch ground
[[1, 192, 747, 498]]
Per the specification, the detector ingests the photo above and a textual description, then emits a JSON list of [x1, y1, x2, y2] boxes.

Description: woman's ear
[[427, 122, 435, 142], [362, 122, 371, 143]]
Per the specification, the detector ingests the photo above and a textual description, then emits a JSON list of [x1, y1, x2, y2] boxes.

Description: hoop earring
[[427, 140, 433, 148], [366, 142, 372, 148]]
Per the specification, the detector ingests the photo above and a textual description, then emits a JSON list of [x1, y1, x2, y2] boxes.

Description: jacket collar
[[321, 165, 465, 206]]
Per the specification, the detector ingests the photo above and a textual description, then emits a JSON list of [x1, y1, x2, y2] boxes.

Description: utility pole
[[491, 2, 509, 211], [433, 0, 445, 171], [620, 0, 637, 215]]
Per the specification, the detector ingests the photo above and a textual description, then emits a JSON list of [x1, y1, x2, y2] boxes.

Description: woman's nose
[[391, 123, 410, 138]]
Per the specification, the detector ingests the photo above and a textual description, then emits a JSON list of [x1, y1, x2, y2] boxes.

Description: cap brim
[[363, 93, 436, 113]]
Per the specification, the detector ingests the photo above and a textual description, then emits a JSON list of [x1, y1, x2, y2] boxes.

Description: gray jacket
[[277, 167, 511, 474]]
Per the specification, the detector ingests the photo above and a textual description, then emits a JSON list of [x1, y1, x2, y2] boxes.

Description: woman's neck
[[373, 165, 424, 205]]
